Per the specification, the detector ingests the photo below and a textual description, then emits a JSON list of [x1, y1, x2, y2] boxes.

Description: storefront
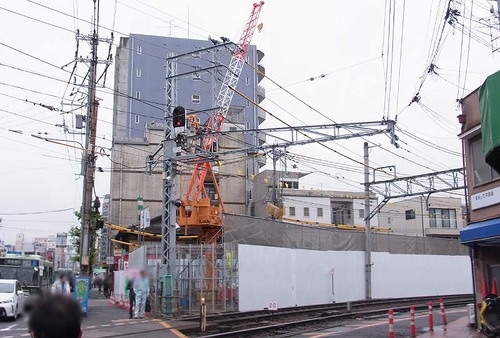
[[459, 71, 500, 325]]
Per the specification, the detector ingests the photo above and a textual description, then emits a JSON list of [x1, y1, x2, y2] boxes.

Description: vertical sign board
[[143, 207, 151, 228], [74, 276, 90, 315], [268, 301, 278, 311], [56, 233, 68, 247]]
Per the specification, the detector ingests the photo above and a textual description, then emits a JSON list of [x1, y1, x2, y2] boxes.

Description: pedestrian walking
[[96, 276, 103, 293], [103, 274, 110, 298], [51, 274, 71, 294], [126, 279, 135, 319], [133, 270, 149, 319]]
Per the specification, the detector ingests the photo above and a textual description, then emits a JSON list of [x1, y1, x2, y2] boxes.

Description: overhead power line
[[0, 208, 75, 215]]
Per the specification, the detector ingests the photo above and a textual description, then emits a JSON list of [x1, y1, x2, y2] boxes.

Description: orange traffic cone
[[482, 279, 489, 298], [492, 279, 498, 296]]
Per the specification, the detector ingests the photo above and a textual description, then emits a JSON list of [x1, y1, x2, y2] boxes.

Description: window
[[135, 91, 141, 100], [472, 139, 500, 185], [358, 209, 365, 219], [136, 45, 142, 55], [191, 94, 200, 104], [317, 208, 323, 217], [280, 180, 299, 189], [192, 66, 201, 80], [245, 77, 249, 86], [134, 114, 140, 124], [136, 68, 142, 78], [405, 209, 416, 220], [289, 207, 296, 217], [304, 207, 310, 217], [429, 208, 458, 228]]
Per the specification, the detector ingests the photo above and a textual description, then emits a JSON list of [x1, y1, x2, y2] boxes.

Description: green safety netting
[[479, 70, 500, 173]]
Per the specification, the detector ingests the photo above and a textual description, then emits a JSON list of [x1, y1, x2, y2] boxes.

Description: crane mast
[[178, 2, 264, 243]]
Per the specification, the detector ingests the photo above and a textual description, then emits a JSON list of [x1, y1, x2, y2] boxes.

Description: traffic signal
[[96, 220, 104, 229], [172, 106, 186, 128]]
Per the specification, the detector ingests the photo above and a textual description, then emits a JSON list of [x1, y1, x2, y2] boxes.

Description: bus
[[0, 253, 54, 293]]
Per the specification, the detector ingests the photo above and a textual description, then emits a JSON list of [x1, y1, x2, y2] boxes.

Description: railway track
[[179, 294, 472, 337]]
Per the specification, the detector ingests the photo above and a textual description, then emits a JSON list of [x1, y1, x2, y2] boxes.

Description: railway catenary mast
[[177, 1, 265, 244]]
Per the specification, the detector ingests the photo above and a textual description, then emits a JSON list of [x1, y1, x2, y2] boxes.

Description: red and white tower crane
[[177, 2, 265, 244]]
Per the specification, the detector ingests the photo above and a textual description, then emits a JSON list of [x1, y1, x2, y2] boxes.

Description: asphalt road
[[0, 290, 183, 338], [294, 307, 471, 337]]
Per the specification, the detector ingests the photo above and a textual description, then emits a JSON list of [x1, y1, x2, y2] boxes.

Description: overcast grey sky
[[0, 0, 497, 243]]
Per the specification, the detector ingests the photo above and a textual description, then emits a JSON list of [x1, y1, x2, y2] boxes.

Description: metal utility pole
[[79, 0, 107, 276], [363, 142, 372, 299], [161, 54, 178, 274]]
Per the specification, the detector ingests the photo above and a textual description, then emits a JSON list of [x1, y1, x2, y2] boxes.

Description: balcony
[[257, 49, 265, 63], [257, 85, 266, 103], [257, 107, 266, 124], [257, 154, 267, 168], [258, 131, 266, 146], [257, 64, 265, 83], [425, 227, 460, 238]]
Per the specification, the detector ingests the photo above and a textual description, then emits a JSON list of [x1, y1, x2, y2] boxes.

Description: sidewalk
[[417, 316, 482, 338]]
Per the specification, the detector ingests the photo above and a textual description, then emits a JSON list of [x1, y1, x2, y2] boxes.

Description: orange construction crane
[[177, 2, 265, 245]]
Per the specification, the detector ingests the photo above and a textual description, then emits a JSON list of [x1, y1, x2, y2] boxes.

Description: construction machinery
[[176, 2, 265, 245]]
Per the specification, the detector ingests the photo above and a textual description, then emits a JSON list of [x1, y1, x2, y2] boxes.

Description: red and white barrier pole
[[428, 301, 434, 331], [389, 309, 395, 338], [439, 298, 447, 326], [410, 305, 416, 337]]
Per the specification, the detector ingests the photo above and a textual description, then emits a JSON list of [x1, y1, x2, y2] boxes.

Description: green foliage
[[69, 209, 104, 273]]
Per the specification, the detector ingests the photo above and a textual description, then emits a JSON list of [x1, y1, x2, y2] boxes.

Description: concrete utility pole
[[79, 0, 105, 276], [271, 147, 282, 207], [363, 142, 372, 299]]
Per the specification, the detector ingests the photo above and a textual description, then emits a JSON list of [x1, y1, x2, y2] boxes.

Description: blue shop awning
[[460, 217, 500, 245]]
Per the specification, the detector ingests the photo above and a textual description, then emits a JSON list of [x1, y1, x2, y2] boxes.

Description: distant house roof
[[282, 188, 376, 200]]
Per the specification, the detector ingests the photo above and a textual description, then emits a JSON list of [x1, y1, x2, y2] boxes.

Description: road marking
[[101, 324, 111, 327], [0, 324, 18, 331], [308, 309, 467, 338], [170, 329, 188, 338], [159, 321, 172, 329], [86, 325, 96, 329]]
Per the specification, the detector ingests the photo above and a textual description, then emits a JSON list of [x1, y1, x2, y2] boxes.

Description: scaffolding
[[138, 243, 238, 316]]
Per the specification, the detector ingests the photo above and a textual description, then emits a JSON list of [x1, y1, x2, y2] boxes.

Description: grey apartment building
[[110, 34, 266, 227]]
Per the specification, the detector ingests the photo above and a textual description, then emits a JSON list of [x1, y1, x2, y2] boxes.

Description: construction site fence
[[223, 214, 468, 256]]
